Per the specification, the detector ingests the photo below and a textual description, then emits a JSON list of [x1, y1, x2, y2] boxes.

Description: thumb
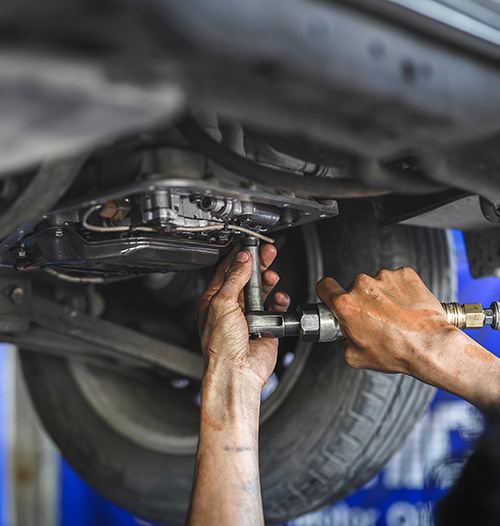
[[213, 250, 252, 304], [316, 277, 346, 308]]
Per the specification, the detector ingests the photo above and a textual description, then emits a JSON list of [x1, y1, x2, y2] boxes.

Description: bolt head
[[10, 287, 25, 305]]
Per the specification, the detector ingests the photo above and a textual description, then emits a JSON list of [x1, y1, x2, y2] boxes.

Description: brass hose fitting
[[442, 302, 485, 329]]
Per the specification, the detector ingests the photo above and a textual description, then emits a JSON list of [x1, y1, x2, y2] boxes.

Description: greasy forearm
[[187, 365, 264, 526], [414, 327, 500, 410]]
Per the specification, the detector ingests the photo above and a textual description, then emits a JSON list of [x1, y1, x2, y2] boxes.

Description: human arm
[[186, 243, 290, 526], [316, 267, 500, 410]]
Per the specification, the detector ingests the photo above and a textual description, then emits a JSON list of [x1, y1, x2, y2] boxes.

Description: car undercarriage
[[1, 0, 500, 524]]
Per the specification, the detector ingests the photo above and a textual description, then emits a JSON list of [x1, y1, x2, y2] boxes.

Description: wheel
[[20, 202, 455, 525]]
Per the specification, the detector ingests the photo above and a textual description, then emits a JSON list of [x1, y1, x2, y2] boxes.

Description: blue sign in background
[[4, 230, 497, 526]]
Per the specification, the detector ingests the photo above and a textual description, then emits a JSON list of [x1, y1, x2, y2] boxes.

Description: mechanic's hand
[[196, 243, 290, 391], [316, 267, 458, 377]]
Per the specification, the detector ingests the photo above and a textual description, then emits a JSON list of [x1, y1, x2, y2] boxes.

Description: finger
[[206, 243, 242, 295], [195, 244, 241, 321], [268, 291, 290, 312], [262, 270, 280, 303], [213, 250, 253, 304], [259, 243, 277, 273], [316, 277, 347, 307], [195, 244, 243, 336]]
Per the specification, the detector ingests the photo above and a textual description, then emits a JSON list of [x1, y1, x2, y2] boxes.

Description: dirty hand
[[316, 267, 458, 377], [190, 244, 289, 526], [196, 243, 290, 392], [317, 267, 500, 409]]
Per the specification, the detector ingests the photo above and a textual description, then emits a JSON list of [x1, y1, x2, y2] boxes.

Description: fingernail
[[279, 292, 290, 303], [236, 251, 250, 263]]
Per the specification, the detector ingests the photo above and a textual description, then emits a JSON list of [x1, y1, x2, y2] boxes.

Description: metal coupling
[[317, 303, 342, 342], [441, 302, 484, 329], [246, 304, 342, 343], [297, 304, 342, 343], [246, 311, 300, 338]]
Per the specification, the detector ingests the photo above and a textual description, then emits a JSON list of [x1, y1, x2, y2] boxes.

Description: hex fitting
[[296, 303, 342, 343], [442, 302, 484, 329], [297, 304, 321, 342]]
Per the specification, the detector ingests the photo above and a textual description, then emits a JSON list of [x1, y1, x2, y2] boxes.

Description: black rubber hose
[[363, 159, 447, 196], [0, 155, 87, 242], [177, 118, 388, 198]]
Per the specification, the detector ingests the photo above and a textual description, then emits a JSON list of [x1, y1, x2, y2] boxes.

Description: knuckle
[[375, 268, 391, 280], [353, 273, 373, 289], [398, 266, 416, 278], [329, 291, 351, 309]]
